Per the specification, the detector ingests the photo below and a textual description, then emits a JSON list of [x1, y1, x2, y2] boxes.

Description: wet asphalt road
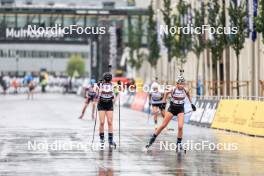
[[0, 94, 264, 176]]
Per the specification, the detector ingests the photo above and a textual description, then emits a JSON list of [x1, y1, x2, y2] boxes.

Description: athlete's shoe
[[176, 142, 184, 152], [145, 134, 157, 149]]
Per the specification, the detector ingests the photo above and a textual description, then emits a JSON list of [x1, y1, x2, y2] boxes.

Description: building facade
[[144, 0, 264, 97], [0, 0, 148, 80]]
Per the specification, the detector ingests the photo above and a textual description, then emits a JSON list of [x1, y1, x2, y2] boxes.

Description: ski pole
[[91, 106, 98, 147], [118, 92, 121, 148], [147, 103, 151, 124]]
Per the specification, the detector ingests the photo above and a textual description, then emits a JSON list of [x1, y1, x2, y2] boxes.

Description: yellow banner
[[211, 100, 264, 137], [247, 101, 264, 136]]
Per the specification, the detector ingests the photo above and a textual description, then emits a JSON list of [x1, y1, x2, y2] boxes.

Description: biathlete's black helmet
[[103, 72, 112, 82]]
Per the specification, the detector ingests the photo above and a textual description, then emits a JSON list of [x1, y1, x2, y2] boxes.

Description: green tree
[[256, 0, 264, 43], [66, 54, 85, 77], [134, 15, 145, 71], [207, 0, 227, 95], [170, 0, 192, 83], [192, 2, 206, 95], [228, 1, 247, 96], [161, 0, 173, 81], [128, 15, 144, 71], [147, 0, 160, 77], [173, 0, 192, 67]]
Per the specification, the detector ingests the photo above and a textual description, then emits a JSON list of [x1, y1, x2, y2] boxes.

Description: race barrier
[[248, 101, 264, 136], [123, 93, 135, 108], [130, 92, 148, 111], [189, 99, 219, 127], [211, 100, 264, 137], [114, 92, 264, 137]]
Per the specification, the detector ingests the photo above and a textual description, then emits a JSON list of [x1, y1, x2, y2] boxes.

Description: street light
[[15, 56, 19, 76]]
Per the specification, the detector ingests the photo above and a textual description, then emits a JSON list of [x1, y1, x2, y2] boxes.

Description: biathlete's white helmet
[[176, 75, 185, 84], [151, 82, 159, 90]]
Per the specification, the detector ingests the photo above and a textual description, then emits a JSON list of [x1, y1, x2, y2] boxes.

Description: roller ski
[[100, 141, 105, 150], [99, 133, 105, 150], [176, 138, 186, 154], [109, 141, 117, 149], [176, 145, 186, 154]]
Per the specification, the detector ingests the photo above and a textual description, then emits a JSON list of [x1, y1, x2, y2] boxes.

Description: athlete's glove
[[191, 104, 196, 111]]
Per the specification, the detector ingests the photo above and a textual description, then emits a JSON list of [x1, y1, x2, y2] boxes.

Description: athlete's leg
[[155, 111, 173, 136], [152, 106, 158, 128], [99, 111, 106, 133], [31, 89, 34, 100], [176, 112, 184, 150], [160, 109, 165, 118], [160, 108, 169, 131], [177, 112, 184, 138], [99, 111, 106, 145], [106, 110, 115, 146], [79, 99, 89, 119], [106, 111, 113, 133], [146, 111, 173, 148]]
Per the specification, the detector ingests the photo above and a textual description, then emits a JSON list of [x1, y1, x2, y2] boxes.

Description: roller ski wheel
[[109, 142, 116, 149], [100, 140, 105, 150], [176, 144, 186, 154], [145, 143, 152, 151], [143, 144, 152, 152]]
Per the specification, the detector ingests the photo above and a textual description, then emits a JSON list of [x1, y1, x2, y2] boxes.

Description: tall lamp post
[[15, 56, 19, 76]]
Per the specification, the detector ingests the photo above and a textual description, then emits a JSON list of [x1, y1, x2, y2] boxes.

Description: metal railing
[[193, 95, 264, 101]]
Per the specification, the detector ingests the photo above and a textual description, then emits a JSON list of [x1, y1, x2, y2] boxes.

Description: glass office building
[[0, 0, 148, 78]]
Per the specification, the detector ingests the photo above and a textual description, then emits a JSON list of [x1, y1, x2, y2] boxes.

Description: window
[[63, 15, 75, 26], [5, 14, 16, 28], [86, 16, 97, 26], [75, 15, 85, 26], [40, 14, 51, 27], [17, 15, 27, 28]]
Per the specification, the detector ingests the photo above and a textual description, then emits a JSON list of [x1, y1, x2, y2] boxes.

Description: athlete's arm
[[184, 87, 196, 111], [184, 87, 192, 104], [83, 87, 88, 98], [162, 89, 171, 103]]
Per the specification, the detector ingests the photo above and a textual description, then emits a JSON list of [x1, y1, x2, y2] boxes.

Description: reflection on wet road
[[0, 94, 263, 175]]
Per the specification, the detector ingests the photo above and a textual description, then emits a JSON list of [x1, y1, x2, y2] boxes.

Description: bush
[[66, 54, 85, 77]]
